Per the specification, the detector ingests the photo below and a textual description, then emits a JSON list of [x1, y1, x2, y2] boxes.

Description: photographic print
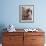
[[19, 5, 34, 23]]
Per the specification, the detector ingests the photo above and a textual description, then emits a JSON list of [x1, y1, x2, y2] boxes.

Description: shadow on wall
[[0, 24, 7, 43]]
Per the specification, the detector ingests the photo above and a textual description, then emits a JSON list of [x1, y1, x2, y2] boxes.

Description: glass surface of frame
[[19, 5, 34, 23]]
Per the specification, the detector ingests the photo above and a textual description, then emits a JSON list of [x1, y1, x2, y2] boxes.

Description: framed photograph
[[19, 5, 34, 23]]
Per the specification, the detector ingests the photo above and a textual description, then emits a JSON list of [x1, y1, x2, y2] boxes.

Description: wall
[[0, 0, 46, 29], [0, 0, 46, 43]]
